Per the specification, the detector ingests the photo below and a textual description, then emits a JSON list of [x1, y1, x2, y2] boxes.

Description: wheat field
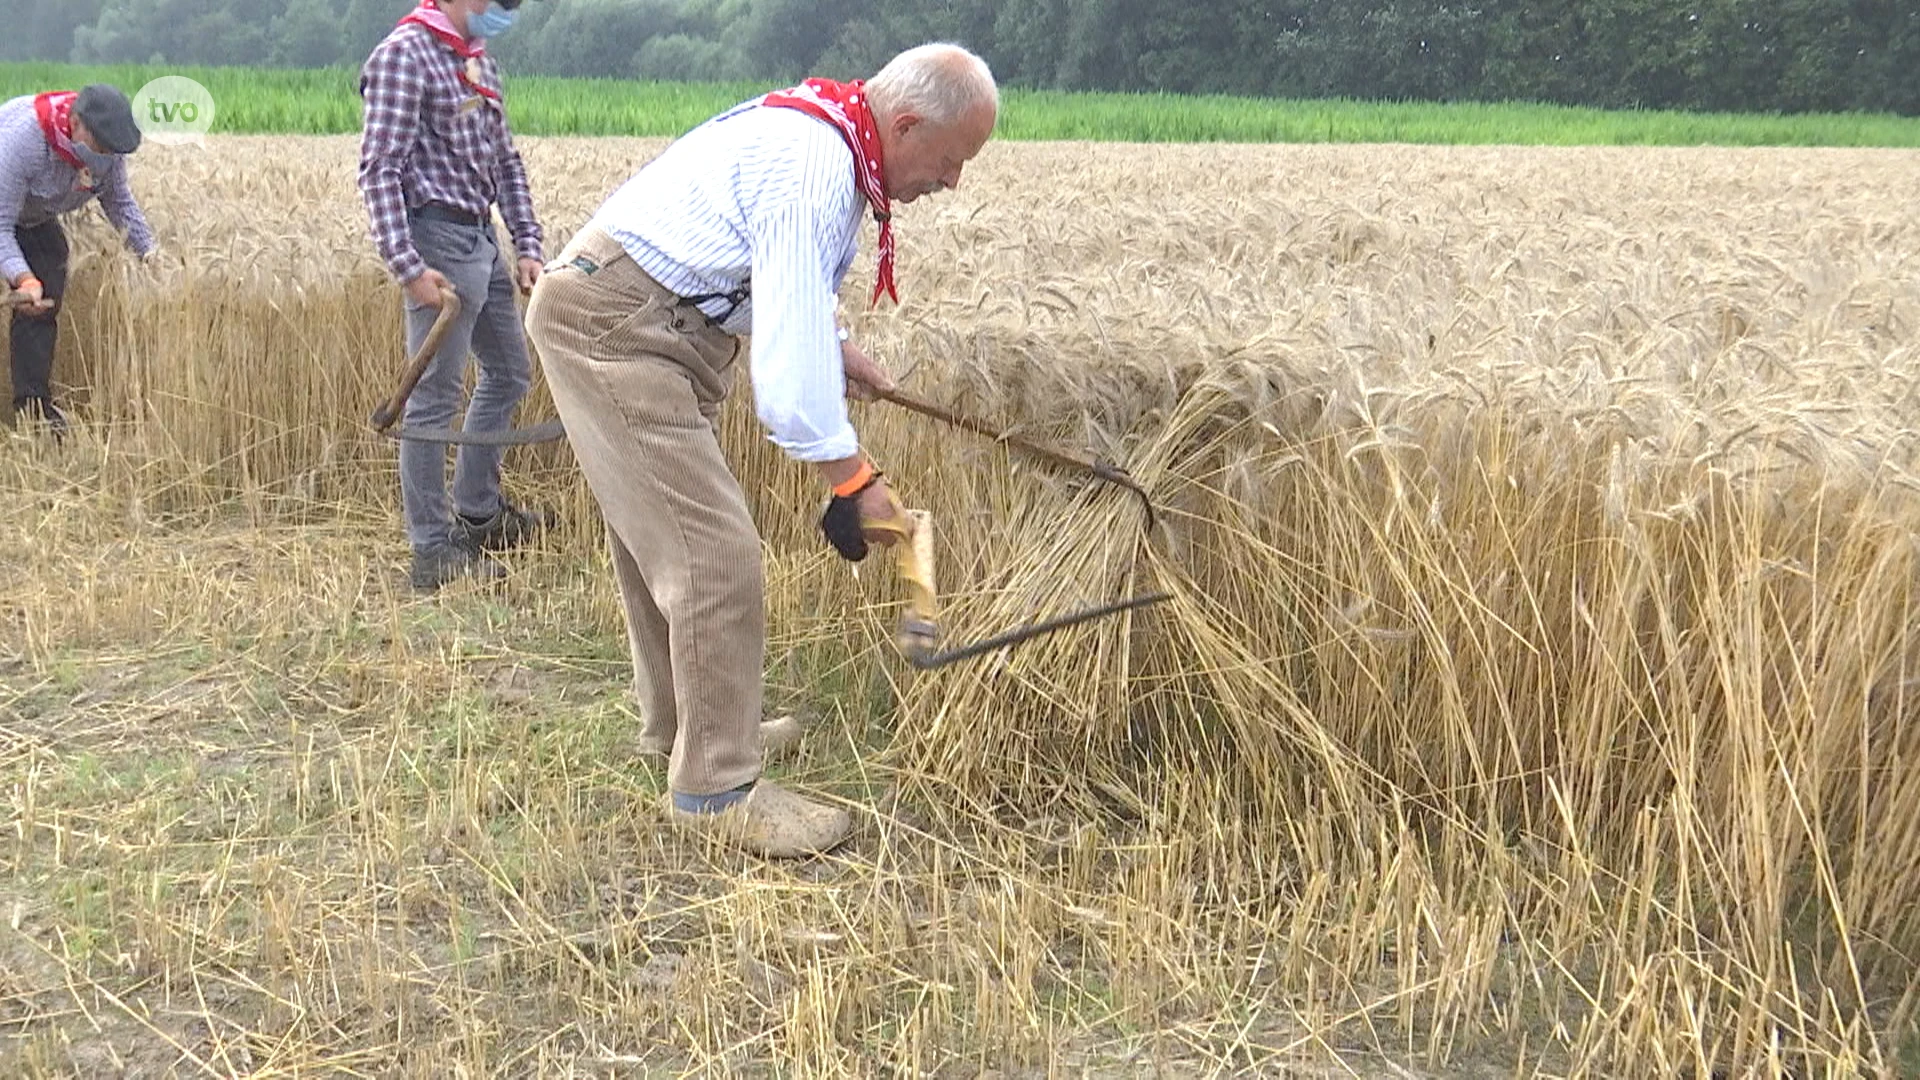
[[3, 136, 1919, 1076]]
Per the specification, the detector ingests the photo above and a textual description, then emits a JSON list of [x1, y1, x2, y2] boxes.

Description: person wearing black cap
[[1, 83, 156, 437]]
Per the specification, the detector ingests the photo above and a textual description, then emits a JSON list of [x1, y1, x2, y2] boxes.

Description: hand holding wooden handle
[[369, 282, 461, 433]]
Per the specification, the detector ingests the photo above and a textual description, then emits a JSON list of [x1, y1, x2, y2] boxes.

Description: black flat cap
[[74, 84, 141, 155]]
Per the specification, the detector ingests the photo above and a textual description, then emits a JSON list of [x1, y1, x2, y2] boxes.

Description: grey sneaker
[[457, 501, 555, 552], [411, 541, 506, 592]]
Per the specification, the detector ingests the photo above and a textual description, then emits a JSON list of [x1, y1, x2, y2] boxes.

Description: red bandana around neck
[[33, 91, 93, 191], [399, 1, 500, 102], [762, 78, 897, 306]]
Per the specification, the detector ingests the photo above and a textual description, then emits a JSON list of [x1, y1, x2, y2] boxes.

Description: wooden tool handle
[[875, 387, 1102, 476], [895, 509, 939, 660], [369, 283, 461, 433], [874, 386, 1159, 532]]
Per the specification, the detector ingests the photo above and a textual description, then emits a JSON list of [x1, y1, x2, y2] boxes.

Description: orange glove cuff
[[832, 460, 877, 499]]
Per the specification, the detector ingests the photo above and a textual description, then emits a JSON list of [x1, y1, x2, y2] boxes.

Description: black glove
[[820, 494, 869, 562]]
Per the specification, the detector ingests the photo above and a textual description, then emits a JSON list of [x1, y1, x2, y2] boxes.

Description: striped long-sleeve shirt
[[356, 25, 543, 285], [589, 103, 866, 462], [0, 95, 155, 285]]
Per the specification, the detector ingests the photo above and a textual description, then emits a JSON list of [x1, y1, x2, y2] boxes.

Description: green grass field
[[5, 60, 1920, 145]]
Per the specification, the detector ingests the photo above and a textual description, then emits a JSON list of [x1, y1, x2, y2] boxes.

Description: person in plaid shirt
[[358, 0, 550, 592]]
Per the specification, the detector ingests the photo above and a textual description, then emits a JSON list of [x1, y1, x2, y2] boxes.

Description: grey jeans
[[399, 215, 532, 550]]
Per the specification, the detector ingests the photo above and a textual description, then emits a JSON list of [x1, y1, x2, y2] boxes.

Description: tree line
[[9, 0, 1917, 116]]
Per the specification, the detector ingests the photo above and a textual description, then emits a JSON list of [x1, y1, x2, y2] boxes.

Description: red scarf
[[398, 1, 500, 102], [763, 78, 897, 306], [33, 91, 93, 191]]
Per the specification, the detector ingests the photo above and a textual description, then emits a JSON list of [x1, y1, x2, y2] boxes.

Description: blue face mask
[[468, 1, 516, 39]]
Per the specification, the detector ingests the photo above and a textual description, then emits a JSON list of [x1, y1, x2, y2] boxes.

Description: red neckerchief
[[33, 91, 93, 191], [762, 78, 897, 306], [398, 1, 501, 103]]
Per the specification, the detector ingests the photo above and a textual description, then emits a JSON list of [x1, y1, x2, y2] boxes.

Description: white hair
[[866, 43, 998, 128]]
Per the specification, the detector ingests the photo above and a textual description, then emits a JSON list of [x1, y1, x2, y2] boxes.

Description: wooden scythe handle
[[874, 387, 1108, 475], [863, 498, 940, 662], [369, 283, 461, 433], [873, 386, 1159, 532]]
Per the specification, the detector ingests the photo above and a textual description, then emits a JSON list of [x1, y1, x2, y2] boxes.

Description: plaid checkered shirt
[[356, 24, 543, 285]]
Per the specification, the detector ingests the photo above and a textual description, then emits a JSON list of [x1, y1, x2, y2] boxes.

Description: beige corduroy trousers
[[525, 226, 762, 797]]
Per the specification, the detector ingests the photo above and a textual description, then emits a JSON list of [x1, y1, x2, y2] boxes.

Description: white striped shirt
[[589, 102, 864, 462]]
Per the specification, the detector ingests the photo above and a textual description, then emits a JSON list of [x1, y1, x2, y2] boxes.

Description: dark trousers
[[10, 219, 69, 411]]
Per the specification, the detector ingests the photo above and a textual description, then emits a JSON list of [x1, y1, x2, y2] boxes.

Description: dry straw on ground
[[3, 136, 1919, 1076]]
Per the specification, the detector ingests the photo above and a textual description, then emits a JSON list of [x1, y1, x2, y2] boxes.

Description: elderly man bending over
[[1, 84, 155, 437], [525, 42, 998, 858]]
